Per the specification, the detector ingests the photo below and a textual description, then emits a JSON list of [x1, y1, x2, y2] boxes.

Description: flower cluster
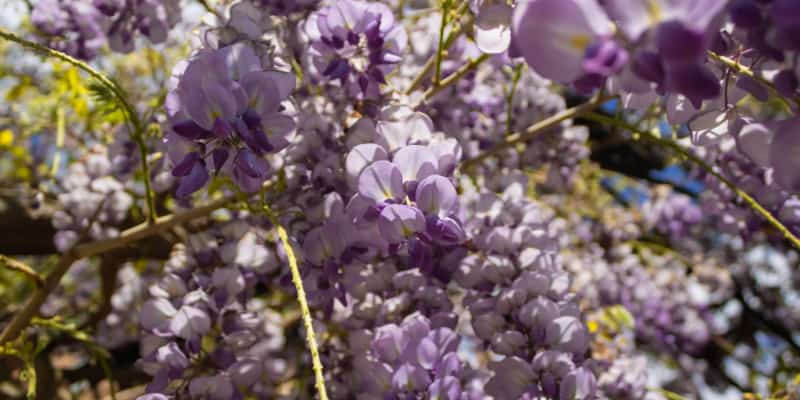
[[164, 43, 296, 198], [31, 0, 180, 59], [346, 314, 484, 399], [31, 0, 105, 60], [137, 221, 287, 399], [10, 0, 800, 399], [52, 147, 134, 252], [458, 179, 597, 399], [305, 0, 407, 99]]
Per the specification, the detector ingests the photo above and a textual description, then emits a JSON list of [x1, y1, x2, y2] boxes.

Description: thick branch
[[460, 96, 605, 170], [0, 194, 234, 344]]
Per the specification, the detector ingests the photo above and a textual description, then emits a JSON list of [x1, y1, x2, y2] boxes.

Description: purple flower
[[352, 314, 476, 398], [305, 0, 407, 99], [32, 0, 105, 60], [511, 0, 621, 85], [604, 0, 728, 105], [31, 0, 180, 59], [165, 43, 296, 197], [770, 117, 800, 191]]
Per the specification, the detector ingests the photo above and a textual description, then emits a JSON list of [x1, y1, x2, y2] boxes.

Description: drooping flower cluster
[[93, 0, 181, 53], [458, 179, 597, 399], [31, 0, 180, 59], [305, 0, 407, 99], [52, 147, 134, 252], [164, 43, 296, 198], [31, 0, 105, 60], [344, 313, 485, 399], [137, 220, 288, 399], [643, 188, 703, 241], [574, 245, 717, 356], [298, 108, 466, 307]]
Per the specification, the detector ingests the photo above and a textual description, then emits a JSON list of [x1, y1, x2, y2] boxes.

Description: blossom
[[305, 0, 407, 99], [164, 43, 296, 197]]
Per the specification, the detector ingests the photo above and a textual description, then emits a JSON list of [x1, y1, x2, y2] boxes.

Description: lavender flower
[[511, 0, 627, 93], [305, 0, 407, 99], [31, 0, 180, 59], [52, 147, 134, 252], [164, 43, 296, 197], [138, 221, 288, 399], [32, 0, 105, 60]]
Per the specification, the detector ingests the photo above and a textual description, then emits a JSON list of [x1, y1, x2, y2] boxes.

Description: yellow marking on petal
[[646, 0, 663, 25], [587, 320, 598, 333], [568, 34, 592, 52]]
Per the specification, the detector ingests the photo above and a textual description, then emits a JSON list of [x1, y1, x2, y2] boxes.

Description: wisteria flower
[[305, 0, 407, 99], [164, 43, 296, 197]]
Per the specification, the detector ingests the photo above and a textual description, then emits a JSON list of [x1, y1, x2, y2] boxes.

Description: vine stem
[[0, 255, 44, 288], [505, 63, 524, 136], [404, 2, 471, 95], [708, 50, 800, 110], [0, 27, 158, 224], [415, 53, 490, 107], [433, 1, 451, 85], [584, 112, 800, 251], [460, 94, 606, 171], [263, 206, 328, 400]]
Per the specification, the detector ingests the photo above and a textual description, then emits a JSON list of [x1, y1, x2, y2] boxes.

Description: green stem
[[505, 64, 524, 136], [420, 53, 490, 104], [404, 10, 471, 95], [433, 1, 451, 85], [50, 106, 65, 177], [460, 95, 606, 170], [585, 111, 800, 251], [133, 133, 157, 224], [263, 206, 328, 400], [0, 255, 44, 288], [708, 51, 800, 110], [0, 27, 157, 224]]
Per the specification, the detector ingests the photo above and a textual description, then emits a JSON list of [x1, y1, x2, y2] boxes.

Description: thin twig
[[708, 50, 800, 110], [0, 192, 241, 344], [263, 205, 328, 400], [433, 1, 451, 85], [418, 53, 489, 105], [197, 0, 223, 20], [505, 63, 524, 136], [0, 255, 44, 288], [460, 95, 606, 171], [585, 112, 800, 251]]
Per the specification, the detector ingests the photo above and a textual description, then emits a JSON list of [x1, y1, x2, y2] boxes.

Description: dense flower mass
[[32, 0, 180, 59], [52, 147, 134, 251], [4, 0, 800, 399], [164, 43, 296, 197], [305, 0, 407, 99]]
